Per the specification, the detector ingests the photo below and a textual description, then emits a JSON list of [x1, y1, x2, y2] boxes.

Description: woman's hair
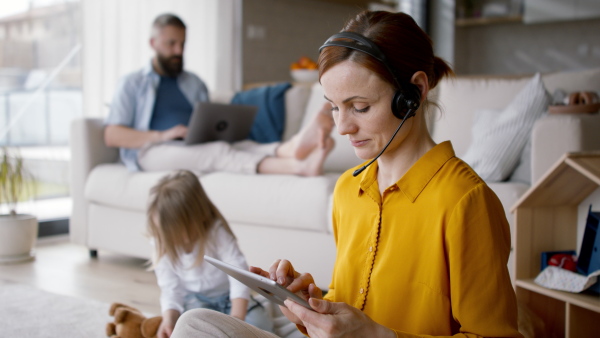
[[147, 170, 234, 268], [319, 10, 453, 93]]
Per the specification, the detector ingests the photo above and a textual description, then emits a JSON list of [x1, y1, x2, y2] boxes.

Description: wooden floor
[[0, 235, 162, 315]]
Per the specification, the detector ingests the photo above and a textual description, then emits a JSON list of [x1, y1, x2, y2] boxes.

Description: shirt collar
[[357, 141, 455, 202], [143, 58, 157, 77]]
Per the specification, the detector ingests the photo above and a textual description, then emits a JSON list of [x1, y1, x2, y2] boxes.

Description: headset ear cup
[[391, 91, 405, 119], [391, 86, 421, 119]]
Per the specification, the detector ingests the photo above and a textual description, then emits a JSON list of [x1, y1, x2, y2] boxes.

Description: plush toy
[[106, 302, 162, 338]]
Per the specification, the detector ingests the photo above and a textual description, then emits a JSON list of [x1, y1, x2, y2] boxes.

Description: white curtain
[[81, 0, 241, 118]]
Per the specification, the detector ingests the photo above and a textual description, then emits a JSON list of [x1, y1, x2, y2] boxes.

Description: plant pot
[[0, 214, 38, 264]]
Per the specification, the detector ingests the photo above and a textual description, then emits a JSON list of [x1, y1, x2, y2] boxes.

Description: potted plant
[[0, 147, 38, 263]]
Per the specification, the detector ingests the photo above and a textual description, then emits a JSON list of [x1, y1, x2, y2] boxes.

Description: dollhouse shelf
[[511, 152, 600, 338]]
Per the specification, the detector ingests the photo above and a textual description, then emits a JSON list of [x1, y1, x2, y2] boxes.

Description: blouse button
[[360, 288, 364, 294], [369, 246, 373, 252]]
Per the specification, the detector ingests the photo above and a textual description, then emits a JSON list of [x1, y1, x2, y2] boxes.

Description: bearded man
[[104, 14, 210, 171], [104, 13, 334, 176]]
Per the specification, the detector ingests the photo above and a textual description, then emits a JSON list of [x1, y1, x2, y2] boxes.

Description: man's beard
[[157, 54, 183, 77]]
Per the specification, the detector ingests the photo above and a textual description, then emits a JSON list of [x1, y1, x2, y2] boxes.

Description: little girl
[[147, 170, 273, 337]]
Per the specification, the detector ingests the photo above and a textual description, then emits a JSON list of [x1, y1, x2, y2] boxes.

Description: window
[[0, 0, 80, 220]]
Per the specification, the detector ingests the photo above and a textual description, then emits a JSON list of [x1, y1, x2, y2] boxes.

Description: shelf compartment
[[516, 279, 600, 313]]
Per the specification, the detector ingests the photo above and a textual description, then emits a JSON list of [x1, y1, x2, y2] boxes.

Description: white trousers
[[172, 308, 280, 338], [138, 140, 279, 174]]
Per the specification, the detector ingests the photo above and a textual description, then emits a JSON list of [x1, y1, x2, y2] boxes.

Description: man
[[105, 14, 334, 175]]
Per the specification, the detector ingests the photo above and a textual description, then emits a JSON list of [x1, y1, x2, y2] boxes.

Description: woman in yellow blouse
[[172, 10, 522, 338]]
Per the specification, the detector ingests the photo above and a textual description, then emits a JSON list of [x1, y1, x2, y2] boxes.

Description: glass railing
[[0, 87, 82, 146]]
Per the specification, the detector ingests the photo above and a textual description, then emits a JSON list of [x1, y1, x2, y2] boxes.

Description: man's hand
[[104, 124, 188, 149], [160, 124, 188, 142]]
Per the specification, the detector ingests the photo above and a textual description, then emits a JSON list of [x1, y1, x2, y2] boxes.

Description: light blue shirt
[[105, 60, 210, 171]]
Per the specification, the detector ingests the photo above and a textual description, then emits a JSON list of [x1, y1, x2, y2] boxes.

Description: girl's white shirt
[[153, 220, 250, 313]]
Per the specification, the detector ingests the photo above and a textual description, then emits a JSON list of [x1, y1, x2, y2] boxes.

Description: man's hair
[[151, 13, 186, 37]]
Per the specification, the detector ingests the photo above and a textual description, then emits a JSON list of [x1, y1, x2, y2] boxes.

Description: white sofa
[[70, 68, 600, 287]]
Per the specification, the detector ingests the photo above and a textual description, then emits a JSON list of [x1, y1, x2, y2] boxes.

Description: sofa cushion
[[85, 164, 169, 211], [432, 76, 531, 157], [85, 163, 339, 233], [542, 67, 600, 95], [200, 172, 340, 233], [302, 82, 364, 173], [462, 73, 551, 182], [432, 67, 600, 158]]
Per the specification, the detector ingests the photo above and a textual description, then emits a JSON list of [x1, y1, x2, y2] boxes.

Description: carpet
[[0, 283, 303, 338], [0, 283, 111, 337]]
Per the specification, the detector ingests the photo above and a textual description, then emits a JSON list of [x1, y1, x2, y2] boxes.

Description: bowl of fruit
[[290, 56, 319, 83]]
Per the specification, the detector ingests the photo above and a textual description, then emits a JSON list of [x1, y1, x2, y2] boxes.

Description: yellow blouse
[[324, 141, 522, 338]]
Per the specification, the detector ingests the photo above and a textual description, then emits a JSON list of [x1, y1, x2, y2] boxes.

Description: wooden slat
[[513, 153, 600, 210], [517, 280, 600, 314]]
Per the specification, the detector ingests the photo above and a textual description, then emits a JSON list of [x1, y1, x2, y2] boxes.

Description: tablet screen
[[204, 255, 312, 311]]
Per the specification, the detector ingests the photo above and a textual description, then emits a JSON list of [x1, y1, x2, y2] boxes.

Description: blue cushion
[[231, 82, 292, 143]]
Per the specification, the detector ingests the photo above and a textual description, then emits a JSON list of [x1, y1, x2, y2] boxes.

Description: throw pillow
[[230, 82, 292, 143], [461, 73, 551, 182], [508, 126, 537, 185]]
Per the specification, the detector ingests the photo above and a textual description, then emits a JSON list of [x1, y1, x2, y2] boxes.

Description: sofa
[[70, 67, 600, 287]]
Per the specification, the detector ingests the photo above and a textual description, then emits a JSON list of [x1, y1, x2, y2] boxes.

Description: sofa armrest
[[531, 113, 600, 184], [69, 118, 119, 245]]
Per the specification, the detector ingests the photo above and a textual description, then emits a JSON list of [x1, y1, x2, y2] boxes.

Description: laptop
[[185, 102, 258, 145]]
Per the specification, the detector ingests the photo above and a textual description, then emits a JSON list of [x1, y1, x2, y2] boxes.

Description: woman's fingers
[[268, 259, 282, 281], [287, 272, 315, 294], [308, 283, 323, 299], [248, 266, 270, 279]]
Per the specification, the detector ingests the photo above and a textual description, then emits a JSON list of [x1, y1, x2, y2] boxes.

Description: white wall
[[82, 0, 241, 118], [453, 18, 600, 75]]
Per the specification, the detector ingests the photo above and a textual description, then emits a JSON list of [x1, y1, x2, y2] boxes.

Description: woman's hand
[[250, 259, 322, 324], [284, 298, 396, 338], [157, 309, 180, 338]]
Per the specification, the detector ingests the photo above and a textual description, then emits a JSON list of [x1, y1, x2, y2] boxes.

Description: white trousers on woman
[[172, 308, 280, 338], [138, 140, 279, 174]]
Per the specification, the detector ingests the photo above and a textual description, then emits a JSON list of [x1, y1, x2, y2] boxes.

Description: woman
[[172, 10, 522, 338]]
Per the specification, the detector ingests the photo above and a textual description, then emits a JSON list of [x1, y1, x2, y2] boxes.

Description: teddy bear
[[106, 302, 163, 338]]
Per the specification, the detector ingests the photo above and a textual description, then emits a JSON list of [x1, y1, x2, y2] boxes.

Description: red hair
[[319, 11, 453, 90]]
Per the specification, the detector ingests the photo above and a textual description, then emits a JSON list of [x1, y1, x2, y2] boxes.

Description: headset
[[319, 31, 421, 120], [319, 31, 422, 176]]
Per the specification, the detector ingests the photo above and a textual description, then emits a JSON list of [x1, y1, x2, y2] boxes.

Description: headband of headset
[[319, 31, 402, 90]]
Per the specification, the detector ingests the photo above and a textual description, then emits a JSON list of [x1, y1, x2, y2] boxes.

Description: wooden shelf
[[513, 152, 600, 338], [455, 15, 523, 27], [516, 279, 600, 313]]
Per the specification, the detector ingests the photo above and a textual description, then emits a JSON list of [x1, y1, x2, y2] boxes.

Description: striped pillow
[[462, 73, 551, 182]]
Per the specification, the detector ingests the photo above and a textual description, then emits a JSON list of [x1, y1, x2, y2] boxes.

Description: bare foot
[[296, 134, 335, 176], [293, 103, 334, 160]]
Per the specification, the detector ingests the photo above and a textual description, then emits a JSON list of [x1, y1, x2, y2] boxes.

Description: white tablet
[[204, 255, 313, 311]]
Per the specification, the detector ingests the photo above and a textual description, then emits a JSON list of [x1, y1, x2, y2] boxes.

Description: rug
[[0, 283, 111, 337], [0, 283, 303, 338]]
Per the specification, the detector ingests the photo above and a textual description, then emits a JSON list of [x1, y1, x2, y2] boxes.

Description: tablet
[[204, 255, 313, 311]]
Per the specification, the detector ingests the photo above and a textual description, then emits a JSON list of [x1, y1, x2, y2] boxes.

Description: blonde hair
[[147, 170, 234, 268]]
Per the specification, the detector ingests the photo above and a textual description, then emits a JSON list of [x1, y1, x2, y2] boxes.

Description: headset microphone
[[352, 107, 416, 177]]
